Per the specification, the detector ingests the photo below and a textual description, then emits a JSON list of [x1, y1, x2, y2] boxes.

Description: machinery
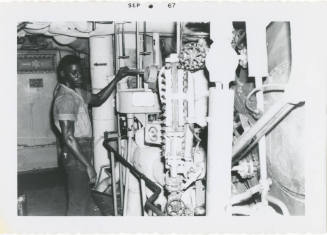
[[18, 21, 305, 216], [108, 23, 210, 216]]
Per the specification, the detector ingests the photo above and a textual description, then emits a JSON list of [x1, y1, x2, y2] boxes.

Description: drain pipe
[[89, 35, 117, 176]]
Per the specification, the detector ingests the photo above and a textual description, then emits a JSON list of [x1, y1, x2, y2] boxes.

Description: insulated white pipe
[[123, 114, 135, 215], [152, 33, 161, 66], [205, 21, 238, 216], [246, 21, 269, 205], [207, 87, 234, 216], [176, 22, 181, 54], [89, 35, 117, 176]]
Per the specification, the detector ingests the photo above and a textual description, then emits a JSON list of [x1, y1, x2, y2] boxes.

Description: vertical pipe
[[152, 33, 160, 66], [123, 114, 134, 215], [176, 22, 181, 54], [143, 22, 147, 53], [115, 24, 125, 207], [117, 114, 124, 208], [206, 87, 234, 216], [121, 24, 127, 57], [110, 151, 118, 215], [246, 21, 269, 205], [140, 179, 147, 216], [89, 35, 116, 177], [135, 22, 142, 87], [255, 76, 268, 205], [114, 23, 120, 71], [205, 21, 238, 216]]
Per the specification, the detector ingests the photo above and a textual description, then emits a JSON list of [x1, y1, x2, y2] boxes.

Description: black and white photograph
[[0, 1, 326, 233], [17, 21, 212, 216], [16, 20, 304, 217]]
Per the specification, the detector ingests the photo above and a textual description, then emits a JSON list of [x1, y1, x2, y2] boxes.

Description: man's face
[[63, 64, 83, 88]]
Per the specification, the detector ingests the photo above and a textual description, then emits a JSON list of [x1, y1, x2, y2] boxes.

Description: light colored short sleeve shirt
[[53, 84, 92, 138]]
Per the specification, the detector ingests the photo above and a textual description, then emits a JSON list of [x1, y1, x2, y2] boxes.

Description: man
[[53, 55, 135, 215]]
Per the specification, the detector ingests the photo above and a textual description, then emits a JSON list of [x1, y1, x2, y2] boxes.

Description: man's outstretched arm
[[59, 120, 97, 184], [89, 66, 140, 107]]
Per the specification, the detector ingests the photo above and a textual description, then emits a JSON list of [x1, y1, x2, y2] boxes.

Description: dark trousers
[[62, 138, 98, 216]]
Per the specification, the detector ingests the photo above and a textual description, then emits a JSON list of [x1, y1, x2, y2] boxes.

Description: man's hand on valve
[[116, 66, 143, 81]]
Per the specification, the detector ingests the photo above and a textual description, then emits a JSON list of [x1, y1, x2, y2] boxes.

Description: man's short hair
[[57, 55, 81, 83]]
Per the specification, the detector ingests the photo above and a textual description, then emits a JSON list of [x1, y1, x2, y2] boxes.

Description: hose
[[245, 84, 285, 117]]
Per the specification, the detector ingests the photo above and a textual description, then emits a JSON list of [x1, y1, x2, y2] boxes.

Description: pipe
[[230, 178, 272, 205], [255, 76, 269, 206], [110, 151, 118, 215], [232, 99, 305, 164], [176, 22, 181, 54], [230, 183, 263, 205], [143, 22, 147, 53], [27, 22, 177, 36], [140, 179, 147, 216], [89, 35, 117, 177], [246, 21, 270, 206], [118, 23, 129, 59], [116, 114, 124, 208], [123, 114, 134, 215], [229, 206, 254, 216], [245, 84, 285, 116], [206, 86, 234, 216], [152, 33, 161, 66], [231, 197, 289, 216], [135, 22, 142, 88], [267, 195, 290, 216], [103, 138, 164, 216], [205, 21, 237, 216], [140, 22, 150, 56]]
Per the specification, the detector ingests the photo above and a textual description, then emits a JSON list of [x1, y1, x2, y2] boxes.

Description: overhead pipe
[[24, 22, 177, 38]]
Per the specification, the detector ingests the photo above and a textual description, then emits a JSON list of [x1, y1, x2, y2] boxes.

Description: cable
[[245, 84, 285, 116]]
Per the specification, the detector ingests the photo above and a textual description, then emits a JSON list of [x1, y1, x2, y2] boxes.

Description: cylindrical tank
[[265, 22, 305, 215], [89, 35, 117, 176]]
